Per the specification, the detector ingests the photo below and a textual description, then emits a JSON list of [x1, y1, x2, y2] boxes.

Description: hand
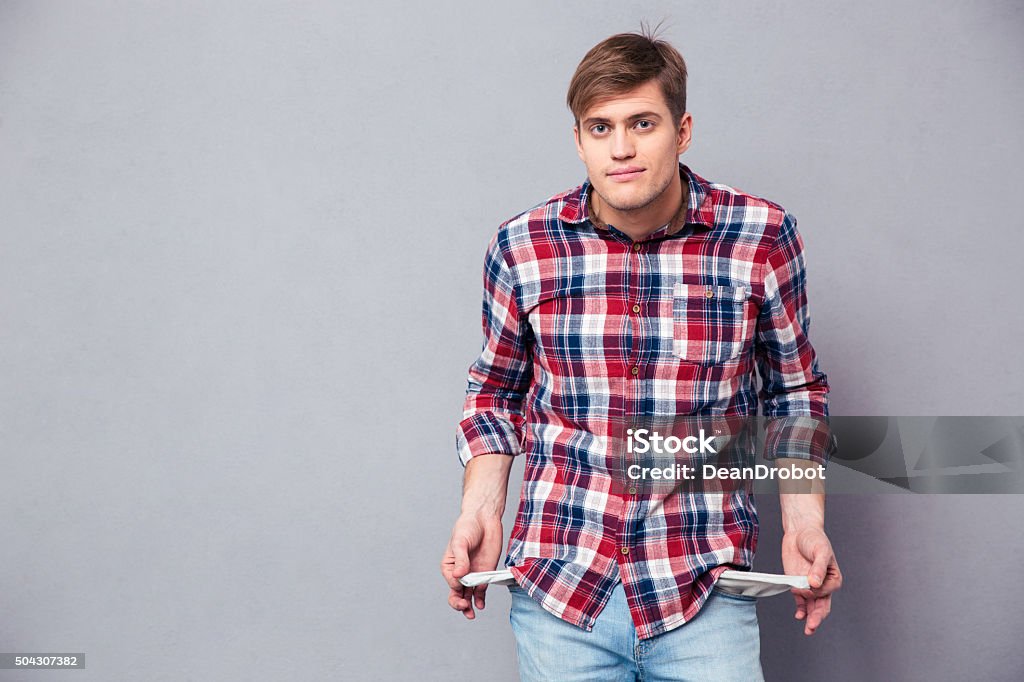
[[781, 527, 842, 636], [440, 513, 504, 620]]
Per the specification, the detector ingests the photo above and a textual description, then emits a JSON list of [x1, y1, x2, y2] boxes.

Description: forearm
[[779, 489, 825, 533], [461, 454, 514, 518]]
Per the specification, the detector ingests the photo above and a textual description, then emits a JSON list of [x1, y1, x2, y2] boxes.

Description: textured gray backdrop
[[1, 1, 1023, 680]]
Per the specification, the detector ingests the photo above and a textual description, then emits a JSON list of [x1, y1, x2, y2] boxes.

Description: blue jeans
[[508, 581, 764, 681]]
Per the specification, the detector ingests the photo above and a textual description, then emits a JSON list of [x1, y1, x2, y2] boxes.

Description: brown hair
[[566, 26, 688, 128]]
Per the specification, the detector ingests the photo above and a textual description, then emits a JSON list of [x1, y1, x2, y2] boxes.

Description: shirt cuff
[[456, 412, 523, 466], [762, 416, 837, 466]]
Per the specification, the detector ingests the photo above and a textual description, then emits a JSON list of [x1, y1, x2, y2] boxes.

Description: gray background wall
[[1, 1, 1022, 680]]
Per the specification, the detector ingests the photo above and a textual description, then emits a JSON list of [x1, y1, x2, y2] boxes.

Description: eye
[[591, 124, 608, 135], [635, 120, 653, 130]]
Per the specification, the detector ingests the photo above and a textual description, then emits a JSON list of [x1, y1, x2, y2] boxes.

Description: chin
[[603, 186, 654, 212]]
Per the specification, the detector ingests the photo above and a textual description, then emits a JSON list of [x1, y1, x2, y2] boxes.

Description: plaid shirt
[[456, 162, 832, 640]]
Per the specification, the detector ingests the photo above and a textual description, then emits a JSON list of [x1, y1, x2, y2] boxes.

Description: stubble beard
[[595, 168, 675, 214]]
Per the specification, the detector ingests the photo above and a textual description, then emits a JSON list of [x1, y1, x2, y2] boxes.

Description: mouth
[[607, 167, 645, 183]]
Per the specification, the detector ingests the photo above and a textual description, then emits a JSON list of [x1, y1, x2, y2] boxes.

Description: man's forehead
[[581, 85, 670, 121]]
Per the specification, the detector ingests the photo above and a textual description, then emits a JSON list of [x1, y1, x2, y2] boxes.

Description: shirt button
[[633, 243, 642, 251], [620, 547, 630, 555], [631, 304, 641, 314], [631, 366, 639, 376], [704, 289, 714, 299], [628, 486, 637, 495]]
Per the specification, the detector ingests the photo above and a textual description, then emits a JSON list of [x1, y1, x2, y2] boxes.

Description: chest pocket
[[671, 283, 753, 364]]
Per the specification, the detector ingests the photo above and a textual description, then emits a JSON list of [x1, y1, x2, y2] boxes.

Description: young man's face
[[574, 79, 692, 223]]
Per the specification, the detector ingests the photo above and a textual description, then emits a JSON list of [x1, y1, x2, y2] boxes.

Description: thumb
[[451, 536, 471, 579], [808, 548, 830, 589]]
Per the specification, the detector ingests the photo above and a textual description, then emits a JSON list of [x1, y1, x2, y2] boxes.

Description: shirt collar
[[558, 162, 716, 235]]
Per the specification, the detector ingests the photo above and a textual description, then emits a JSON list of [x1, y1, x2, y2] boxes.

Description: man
[[441, 29, 842, 680]]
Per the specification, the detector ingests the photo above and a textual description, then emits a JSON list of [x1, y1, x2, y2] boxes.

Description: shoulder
[[710, 177, 790, 228], [489, 182, 584, 257], [691, 168, 796, 249]]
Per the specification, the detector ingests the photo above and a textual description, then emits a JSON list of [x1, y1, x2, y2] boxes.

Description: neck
[[593, 170, 685, 241]]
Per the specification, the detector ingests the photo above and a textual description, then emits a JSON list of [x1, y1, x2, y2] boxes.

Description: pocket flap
[[673, 282, 750, 302]]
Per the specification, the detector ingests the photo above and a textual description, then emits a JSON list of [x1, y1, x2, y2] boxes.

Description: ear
[[676, 113, 693, 155], [573, 125, 585, 162]]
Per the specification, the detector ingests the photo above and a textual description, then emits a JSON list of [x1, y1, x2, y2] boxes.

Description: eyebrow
[[581, 111, 663, 128]]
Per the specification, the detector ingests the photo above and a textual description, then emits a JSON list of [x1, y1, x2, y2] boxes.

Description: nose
[[610, 127, 635, 160]]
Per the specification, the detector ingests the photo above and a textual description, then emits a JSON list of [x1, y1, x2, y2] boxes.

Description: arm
[[755, 212, 842, 635], [755, 211, 831, 422], [442, 230, 533, 620], [455, 231, 533, 466], [441, 454, 513, 620], [779, 486, 842, 636]]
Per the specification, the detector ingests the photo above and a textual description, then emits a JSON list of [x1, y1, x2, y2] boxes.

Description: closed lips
[[608, 168, 645, 182]]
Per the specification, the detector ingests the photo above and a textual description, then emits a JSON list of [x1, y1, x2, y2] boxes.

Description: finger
[[805, 595, 831, 634], [448, 587, 468, 611], [804, 595, 831, 634], [473, 584, 488, 610], [792, 591, 808, 620], [449, 586, 475, 619], [461, 587, 476, 620], [803, 594, 817, 624], [817, 564, 843, 596], [791, 586, 816, 602]]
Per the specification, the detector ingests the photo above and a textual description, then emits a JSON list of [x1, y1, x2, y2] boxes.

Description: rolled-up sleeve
[[755, 212, 837, 463], [455, 231, 533, 466]]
